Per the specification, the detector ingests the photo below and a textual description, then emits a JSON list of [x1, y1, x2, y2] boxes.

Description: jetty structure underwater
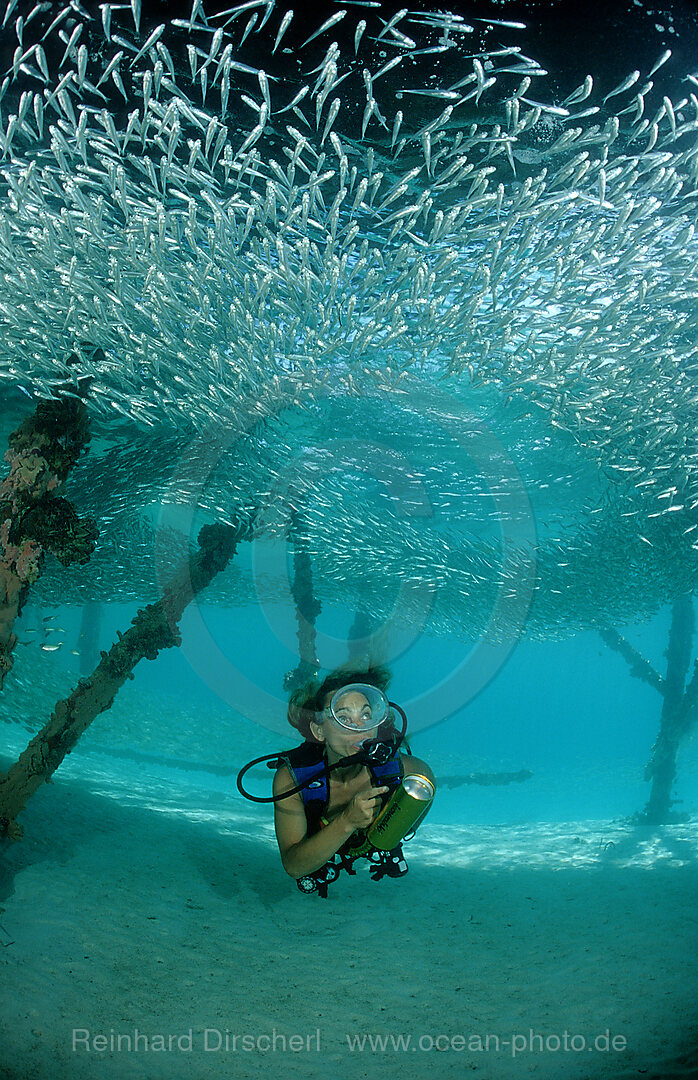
[[0, 0, 697, 834]]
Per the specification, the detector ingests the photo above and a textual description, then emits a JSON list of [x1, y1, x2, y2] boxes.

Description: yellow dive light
[[366, 773, 435, 850]]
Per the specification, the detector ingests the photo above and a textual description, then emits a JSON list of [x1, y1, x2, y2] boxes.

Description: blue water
[[5, 590, 697, 1080], [17, 592, 697, 829], [2, 1, 698, 1075]]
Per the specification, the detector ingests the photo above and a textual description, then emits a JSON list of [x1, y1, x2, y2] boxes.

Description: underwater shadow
[[0, 753, 125, 904], [185, 825, 292, 909], [596, 819, 698, 868], [618, 1041, 698, 1079], [0, 751, 295, 910]]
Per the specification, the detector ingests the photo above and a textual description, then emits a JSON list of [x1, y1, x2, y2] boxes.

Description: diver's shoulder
[[272, 762, 296, 794]]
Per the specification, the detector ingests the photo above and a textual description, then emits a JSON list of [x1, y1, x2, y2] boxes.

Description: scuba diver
[[237, 666, 436, 897]]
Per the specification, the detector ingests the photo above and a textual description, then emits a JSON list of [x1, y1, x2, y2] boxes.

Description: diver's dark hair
[[287, 664, 392, 741]]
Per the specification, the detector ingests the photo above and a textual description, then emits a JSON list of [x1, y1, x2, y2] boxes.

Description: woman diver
[[270, 666, 436, 896]]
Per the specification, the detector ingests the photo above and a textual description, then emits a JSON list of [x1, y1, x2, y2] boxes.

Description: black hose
[[236, 751, 330, 804], [236, 703, 407, 804]]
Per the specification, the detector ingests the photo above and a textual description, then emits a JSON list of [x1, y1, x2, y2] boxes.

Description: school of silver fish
[[0, 0, 697, 641]]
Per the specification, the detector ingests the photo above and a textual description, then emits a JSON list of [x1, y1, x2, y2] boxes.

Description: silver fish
[[648, 49, 672, 77], [272, 9, 293, 53], [301, 10, 346, 48], [130, 24, 166, 68], [602, 70, 640, 103]]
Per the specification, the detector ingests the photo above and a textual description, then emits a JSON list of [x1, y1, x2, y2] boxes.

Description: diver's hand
[[342, 786, 388, 830]]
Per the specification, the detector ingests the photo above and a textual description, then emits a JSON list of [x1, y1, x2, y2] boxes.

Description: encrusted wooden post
[[0, 523, 246, 841], [642, 595, 695, 824], [601, 595, 697, 824], [283, 514, 321, 692], [0, 393, 96, 689]]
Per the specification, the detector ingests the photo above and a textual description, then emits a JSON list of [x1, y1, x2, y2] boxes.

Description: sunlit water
[[2, 1, 698, 1077]]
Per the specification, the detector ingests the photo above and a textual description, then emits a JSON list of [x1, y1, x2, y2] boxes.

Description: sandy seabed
[[1, 750, 697, 1080]]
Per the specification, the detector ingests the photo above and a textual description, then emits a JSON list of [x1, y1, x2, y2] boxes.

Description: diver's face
[[331, 690, 374, 730], [317, 691, 378, 755]]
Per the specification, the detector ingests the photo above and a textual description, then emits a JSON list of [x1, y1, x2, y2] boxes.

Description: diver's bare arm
[[273, 767, 386, 879], [279, 813, 356, 878]]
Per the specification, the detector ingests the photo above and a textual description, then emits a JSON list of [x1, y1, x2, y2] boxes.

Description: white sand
[[2, 752, 697, 1080]]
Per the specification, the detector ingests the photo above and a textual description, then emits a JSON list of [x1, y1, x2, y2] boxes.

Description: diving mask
[[324, 682, 390, 733]]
